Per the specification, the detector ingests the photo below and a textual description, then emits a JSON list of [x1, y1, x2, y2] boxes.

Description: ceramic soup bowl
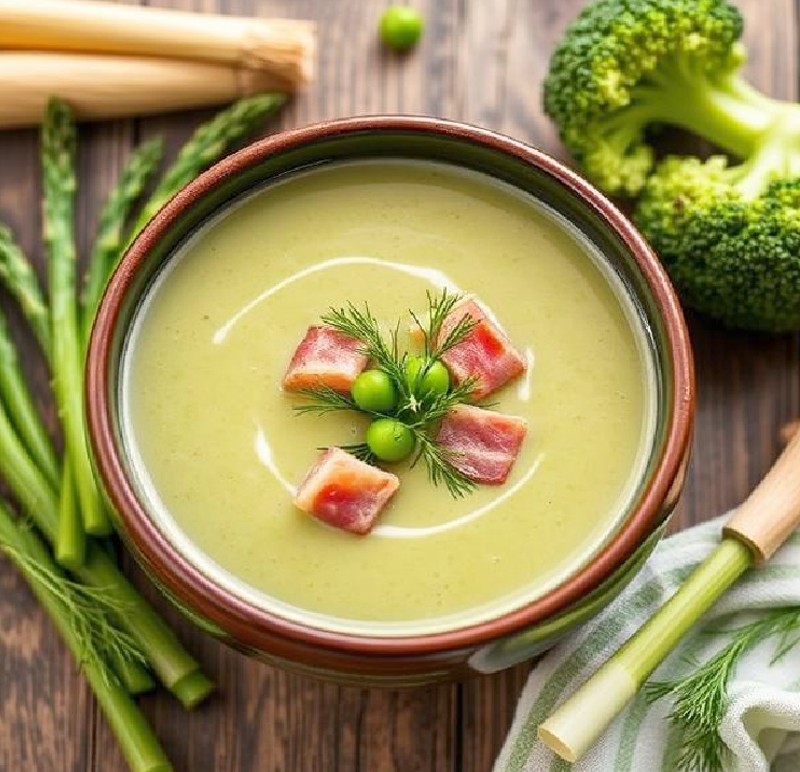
[[86, 117, 694, 686]]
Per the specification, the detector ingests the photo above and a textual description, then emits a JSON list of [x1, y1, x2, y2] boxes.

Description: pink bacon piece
[[283, 325, 368, 393], [438, 299, 526, 399], [293, 448, 400, 535], [436, 404, 528, 485]]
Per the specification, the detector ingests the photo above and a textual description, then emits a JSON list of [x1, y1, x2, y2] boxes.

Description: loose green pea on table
[[379, 5, 424, 51]]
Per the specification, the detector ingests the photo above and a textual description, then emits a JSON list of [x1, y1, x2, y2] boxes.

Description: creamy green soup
[[122, 161, 655, 635]]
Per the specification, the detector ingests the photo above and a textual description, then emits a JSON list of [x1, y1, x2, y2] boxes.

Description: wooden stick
[[0, 0, 315, 88], [724, 423, 800, 562], [780, 419, 799, 445], [0, 53, 286, 128]]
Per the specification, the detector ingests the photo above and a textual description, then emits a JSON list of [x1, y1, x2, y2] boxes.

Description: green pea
[[366, 418, 416, 462], [379, 6, 424, 52], [352, 369, 398, 412], [404, 356, 450, 397], [419, 359, 450, 396]]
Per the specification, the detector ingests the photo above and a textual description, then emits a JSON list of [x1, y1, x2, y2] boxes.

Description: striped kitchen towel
[[494, 516, 800, 772]]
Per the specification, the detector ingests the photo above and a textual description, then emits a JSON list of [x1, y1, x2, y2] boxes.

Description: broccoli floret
[[543, 0, 776, 195], [546, 0, 800, 331], [636, 150, 800, 332]]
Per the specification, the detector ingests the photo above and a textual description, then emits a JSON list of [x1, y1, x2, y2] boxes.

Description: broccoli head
[[635, 150, 800, 332], [543, 0, 775, 195], [546, 0, 800, 331]]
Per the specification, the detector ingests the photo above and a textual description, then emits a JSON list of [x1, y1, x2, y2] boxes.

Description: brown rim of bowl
[[86, 116, 695, 656]]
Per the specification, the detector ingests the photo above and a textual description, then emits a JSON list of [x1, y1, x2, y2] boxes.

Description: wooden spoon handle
[[780, 420, 799, 445], [724, 427, 800, 563]]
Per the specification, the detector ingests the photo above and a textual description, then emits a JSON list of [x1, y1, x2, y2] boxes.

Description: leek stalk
[[539, 540, 753, 762]]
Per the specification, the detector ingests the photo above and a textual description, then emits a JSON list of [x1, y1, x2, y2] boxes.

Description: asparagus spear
[[107, 645, 158, 697], [0, 395, 213, 706], [41, 99, 110, 536], [0, 226, 84, 565], [126, 93, 286, 242], [0, 310, 59, 487], [80, 137, 164, 345], [55, 454, 84, 569], [0, 224, 52, 357], [0, 500, 172, 772]]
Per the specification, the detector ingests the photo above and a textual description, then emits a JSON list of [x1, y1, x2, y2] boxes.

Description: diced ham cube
[[293, 447, 400, 534], [436, 404, 527, 485], [283, 326, 368, 393], [438, 300, 526, 399]]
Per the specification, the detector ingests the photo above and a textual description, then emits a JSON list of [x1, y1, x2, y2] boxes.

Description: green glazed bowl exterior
[[86, 117, 694, 686]]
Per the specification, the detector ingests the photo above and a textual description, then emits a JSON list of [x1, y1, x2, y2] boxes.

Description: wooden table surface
[[1, 1, 798, 770]]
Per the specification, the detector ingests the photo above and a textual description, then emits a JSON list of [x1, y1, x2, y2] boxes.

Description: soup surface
[[123, 160, 654, 635]]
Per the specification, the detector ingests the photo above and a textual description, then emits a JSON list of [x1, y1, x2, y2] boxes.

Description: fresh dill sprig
[[647, 606, 800, 772], [3, 542, 148, 686], [411, 430, 475, 498], [321, 302, 407, 391], [293, 385, 362, 416], [409, 289, 478, 360], [338, 442, 377, 465], [405, 376, 477, 426]]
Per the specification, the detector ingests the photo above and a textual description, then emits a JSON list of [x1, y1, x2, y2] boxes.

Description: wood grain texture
[[0, 1, 798, 770]]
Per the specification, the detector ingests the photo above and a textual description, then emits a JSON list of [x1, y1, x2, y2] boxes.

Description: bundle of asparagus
[[0, 0, 314, 127], [0, 93, 285, 772]]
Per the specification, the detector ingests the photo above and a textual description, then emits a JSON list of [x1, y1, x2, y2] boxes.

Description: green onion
[[538, 540, 753, 762]]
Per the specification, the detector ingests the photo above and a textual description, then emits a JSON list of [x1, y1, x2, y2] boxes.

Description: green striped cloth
[[494, 516, 800, 772]]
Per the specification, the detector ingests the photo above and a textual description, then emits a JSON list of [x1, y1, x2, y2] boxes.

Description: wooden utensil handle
[[724, 427, 800, 562], [781, 420, 799, 445]]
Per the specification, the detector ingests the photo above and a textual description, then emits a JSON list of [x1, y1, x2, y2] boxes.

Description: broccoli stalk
[[546, 0, 800, 332], [630, 68, 778, 155]]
